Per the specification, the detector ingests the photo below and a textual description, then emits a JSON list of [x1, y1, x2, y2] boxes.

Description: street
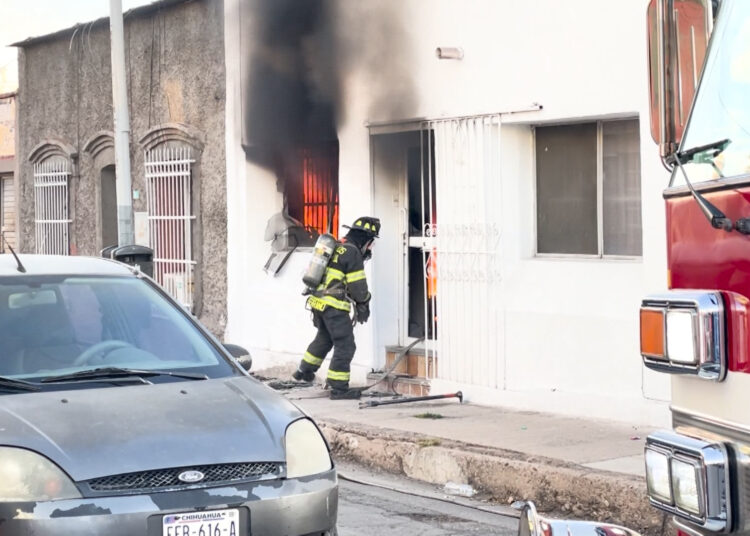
[[336, 465, 517, 536]]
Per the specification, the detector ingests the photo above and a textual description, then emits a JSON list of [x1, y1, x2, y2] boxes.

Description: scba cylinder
[[302, 234, 338, 289]]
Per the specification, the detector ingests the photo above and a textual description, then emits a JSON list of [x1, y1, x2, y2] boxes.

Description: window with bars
[[535, 118, 643, 257], [33, 158, 71, 255], [145, 146, 196, 309], [285, 141, 339, 239]]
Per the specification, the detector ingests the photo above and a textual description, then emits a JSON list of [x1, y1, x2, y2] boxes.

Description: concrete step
[[385, 345, 437, 379]]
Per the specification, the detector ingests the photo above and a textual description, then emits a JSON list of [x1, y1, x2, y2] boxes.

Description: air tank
[[302, 233, 338, 289]]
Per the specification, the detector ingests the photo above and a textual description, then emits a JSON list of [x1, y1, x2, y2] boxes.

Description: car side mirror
[[224, 344, 252, 371]]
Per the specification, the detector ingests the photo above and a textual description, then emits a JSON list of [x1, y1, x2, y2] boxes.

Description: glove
[[355, 301, 370, 324]]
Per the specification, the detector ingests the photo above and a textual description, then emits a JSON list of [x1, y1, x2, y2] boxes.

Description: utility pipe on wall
[[109, 0, 135, 246]]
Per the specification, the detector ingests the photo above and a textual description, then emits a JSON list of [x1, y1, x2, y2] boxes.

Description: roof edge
[[11, 0, 196, 48]]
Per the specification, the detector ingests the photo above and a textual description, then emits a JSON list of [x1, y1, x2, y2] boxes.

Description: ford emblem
[[178, 470, 205, 484]]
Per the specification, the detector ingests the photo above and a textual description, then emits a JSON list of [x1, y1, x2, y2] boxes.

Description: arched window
[[83, 131, 118, 251], [28, 140, 76, 255], [140, 124, 202, 309]]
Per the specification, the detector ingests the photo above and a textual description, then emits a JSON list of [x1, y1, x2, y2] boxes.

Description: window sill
[[533, 253, 643, 263]]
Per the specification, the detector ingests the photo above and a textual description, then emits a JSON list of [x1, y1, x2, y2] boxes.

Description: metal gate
[[33, 158, 71, 255], [420, 116, 504, 387], [145, 146, 195, 309]]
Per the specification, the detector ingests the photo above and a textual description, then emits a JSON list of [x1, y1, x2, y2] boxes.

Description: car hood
[[0, 376, 304, 481]]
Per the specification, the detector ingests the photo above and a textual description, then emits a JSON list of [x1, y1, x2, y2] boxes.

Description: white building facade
[[223, 0, 671, 426]]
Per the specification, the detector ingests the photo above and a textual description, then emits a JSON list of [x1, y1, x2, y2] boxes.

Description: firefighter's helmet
[[344, 217, 381, 238]]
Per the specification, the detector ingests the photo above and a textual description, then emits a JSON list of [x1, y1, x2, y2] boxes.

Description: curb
[[318, 419, 671, 536]]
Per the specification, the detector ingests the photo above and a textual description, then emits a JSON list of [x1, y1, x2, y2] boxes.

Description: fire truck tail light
[[645, 431, 730, 532], [640, 291, 726, 381], [640, 308, 666, 359]]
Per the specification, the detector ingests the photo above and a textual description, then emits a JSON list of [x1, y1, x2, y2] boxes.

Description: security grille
[[85, 462, 280, 494], [429, 116, 504, 387], [145, 146, 196, 309], [1, 176, 16, 250], [33, 158, 71, 255]]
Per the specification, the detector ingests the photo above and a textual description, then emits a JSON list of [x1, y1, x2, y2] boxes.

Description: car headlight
[[671, 457, 702, 515], [0, 447, 81, 501], [645, 448, 672, 503], [285, 418, 332, 479], [665, 310, 697, 364], [645, 431, 729, 532], [639, 291, 725, 381]]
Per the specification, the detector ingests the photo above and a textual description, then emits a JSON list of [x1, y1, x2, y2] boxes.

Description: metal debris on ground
[[359, 391, 463, 409], [266, 380, 314, 390], [255, 375, 317, 391]]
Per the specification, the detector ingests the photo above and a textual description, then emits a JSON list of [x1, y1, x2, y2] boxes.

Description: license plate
[[162, 508, 240, 536]]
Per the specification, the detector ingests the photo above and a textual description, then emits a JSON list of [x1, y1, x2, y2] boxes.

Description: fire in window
[[286, 141, 339, 239]]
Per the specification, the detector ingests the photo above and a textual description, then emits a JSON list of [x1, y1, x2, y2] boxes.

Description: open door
[[371, 128, 438, 378]]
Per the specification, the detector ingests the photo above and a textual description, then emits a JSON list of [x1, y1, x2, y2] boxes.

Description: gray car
[[0, 254, 338, 535]]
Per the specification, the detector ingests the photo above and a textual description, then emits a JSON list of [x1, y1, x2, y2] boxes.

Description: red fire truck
[[516, 1, 750, 536]]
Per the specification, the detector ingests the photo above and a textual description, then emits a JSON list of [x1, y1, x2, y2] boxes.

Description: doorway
[[371, 128, 438, 373], [100, 165, 117, 249], [406, 132, 436, 341]]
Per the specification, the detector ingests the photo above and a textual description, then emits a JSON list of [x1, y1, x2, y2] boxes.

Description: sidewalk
[[282, 386, 667, 535]]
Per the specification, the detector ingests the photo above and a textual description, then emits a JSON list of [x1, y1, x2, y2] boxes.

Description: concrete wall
[[16, 0, 228, 336], [225, 0, 671, 425]]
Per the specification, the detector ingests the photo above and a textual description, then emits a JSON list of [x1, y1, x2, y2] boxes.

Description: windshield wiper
[[0, 376, 41, 392], [667, 139, 733, 232], [41, 367, 209, 384]]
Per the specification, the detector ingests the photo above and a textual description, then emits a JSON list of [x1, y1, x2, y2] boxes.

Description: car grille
[[85, 462, 281, 493]]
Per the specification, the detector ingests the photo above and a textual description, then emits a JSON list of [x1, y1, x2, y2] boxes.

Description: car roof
[[0, 255, 135, 277]]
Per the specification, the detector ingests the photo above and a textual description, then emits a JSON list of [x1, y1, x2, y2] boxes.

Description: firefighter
[[292, 217, 380, 399]]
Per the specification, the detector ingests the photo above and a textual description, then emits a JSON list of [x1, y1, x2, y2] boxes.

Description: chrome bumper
[[514, 501, 642, 536], [0, 470, 338, 536]]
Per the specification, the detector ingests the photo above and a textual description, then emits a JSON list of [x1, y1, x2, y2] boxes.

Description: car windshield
[[672, 0, 750, 186], [0, 275, 237, 386]]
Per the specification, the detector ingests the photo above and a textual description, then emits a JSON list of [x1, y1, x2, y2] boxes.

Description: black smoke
[[239, 0, 417, 186], [240, 0, 340, 173]]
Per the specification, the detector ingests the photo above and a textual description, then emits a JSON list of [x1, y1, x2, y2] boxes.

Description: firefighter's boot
[[329, 388, 362, 400], [292, 369, 315, 383]]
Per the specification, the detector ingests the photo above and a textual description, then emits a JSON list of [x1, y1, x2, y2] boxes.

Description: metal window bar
[[33, 158, 71, 255], [300, 145, 339, 237], [145, 146, 196, 309]]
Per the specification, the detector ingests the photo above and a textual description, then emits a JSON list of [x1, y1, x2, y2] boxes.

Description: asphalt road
[[336, 468, 518, 536]]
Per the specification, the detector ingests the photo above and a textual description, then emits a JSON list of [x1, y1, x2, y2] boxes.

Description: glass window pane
[[603, 120, 643, 256], [536, 123, 598, 254], [0, 276, 233, 379], [674, 1, 750, 185]]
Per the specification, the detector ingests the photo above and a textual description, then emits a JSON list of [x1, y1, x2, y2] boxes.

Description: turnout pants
[[299, 307, 356, 390]]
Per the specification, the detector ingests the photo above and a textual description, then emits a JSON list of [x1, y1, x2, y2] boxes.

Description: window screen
[[535, 119, 642, 257], [603, 120, 642, 256], [536, 123, 597, 254]]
